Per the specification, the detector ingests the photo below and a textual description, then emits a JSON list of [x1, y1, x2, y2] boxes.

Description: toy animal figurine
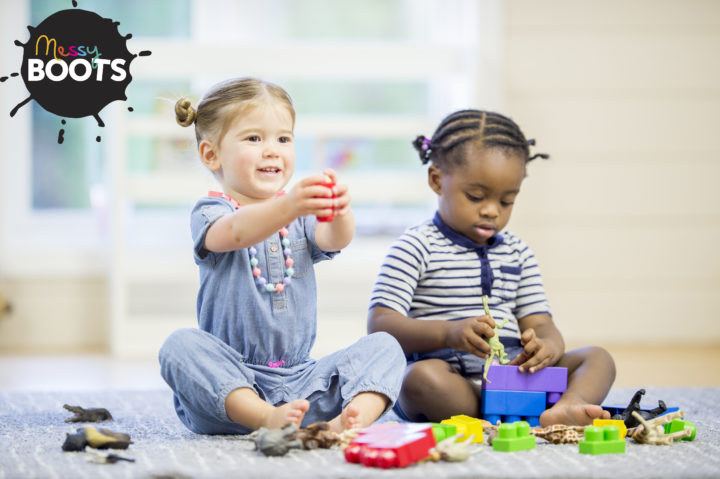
[[629, 410, 691, 445], [84, 447, 136, 464], [482, 295, 510, 382], [61, 426, 132, 451], [63, 404, 113, 423], [611, 389, 667, 428], [531, 424, 587, 444], [293, 421, 341, 449], [428, 433, 478, 462], [249, 423, 304, 456]]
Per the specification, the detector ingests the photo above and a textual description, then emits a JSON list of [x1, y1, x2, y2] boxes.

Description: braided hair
[[413, 109, 548, 170]]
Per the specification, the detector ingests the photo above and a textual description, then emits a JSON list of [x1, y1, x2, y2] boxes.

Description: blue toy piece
[[481, 390, 546, 426]]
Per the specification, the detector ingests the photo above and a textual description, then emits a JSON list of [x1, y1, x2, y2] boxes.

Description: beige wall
[[502, 0, 720, 345], [1, 1, 719, 354], [0, 278, 107, 353]]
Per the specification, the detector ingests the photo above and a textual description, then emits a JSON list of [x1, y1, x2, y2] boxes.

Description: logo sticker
[[2, 1, 151, 143]]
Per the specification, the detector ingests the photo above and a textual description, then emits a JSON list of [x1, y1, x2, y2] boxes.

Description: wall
[[501, 0, 720, 345]]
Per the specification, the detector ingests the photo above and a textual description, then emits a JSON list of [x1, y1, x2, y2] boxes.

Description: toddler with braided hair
[[369, 109, 616, 427]]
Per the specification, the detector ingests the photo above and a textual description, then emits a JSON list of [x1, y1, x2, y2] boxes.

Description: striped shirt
[[370, 212, 552, 342]]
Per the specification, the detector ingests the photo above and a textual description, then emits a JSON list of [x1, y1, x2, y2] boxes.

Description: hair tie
[[527, 138, 536, 146], [421, 137, 433, 160]]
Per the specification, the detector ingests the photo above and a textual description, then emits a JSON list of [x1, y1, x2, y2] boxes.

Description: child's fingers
[[471, 318, 495, 339], [509, 349, 532, 368], [299, 173, 332, 187], [322, 168, 337, 183], [467, 335, 490, 357], [520, 328, 536, 346], [519, 354, 552, 374]]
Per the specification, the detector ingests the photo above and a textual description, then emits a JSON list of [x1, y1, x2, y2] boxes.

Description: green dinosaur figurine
[[482, 295, 509, 382]]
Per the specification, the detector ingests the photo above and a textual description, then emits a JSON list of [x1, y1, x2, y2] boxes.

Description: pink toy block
[[481, 365, 567, 393], [344, 423, 436, 468]]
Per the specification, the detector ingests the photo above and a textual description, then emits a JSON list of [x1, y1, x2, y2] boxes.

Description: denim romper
[[159, 195, 405, 434]]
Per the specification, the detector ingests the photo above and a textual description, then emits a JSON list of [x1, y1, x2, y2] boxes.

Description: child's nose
[[262, 142, 279, 157], [480, 201, 499, 219]]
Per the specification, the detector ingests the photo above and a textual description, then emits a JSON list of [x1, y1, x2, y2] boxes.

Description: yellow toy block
[[440, 414, 484, 443], [593, 419, 627, 439]]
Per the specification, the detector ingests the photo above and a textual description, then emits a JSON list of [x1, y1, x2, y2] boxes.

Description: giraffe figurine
[[482, 295, 510, 382]]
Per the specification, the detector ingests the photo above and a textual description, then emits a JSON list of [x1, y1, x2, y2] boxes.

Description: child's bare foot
[[539, 401, 610, 427], [262, 399, 310, 429], [328, 404, 361, 433]]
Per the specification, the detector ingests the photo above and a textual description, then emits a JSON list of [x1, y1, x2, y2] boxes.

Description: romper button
[[270, 245, 278, 252]]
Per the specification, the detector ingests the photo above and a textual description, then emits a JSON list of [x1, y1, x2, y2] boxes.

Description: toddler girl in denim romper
[[159, 77, 405, 434]]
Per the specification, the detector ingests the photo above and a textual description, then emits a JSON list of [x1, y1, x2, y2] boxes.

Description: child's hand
[[508, 328, 555, 373], [285, 173, 337, 219], [445, 315, 495, 357]]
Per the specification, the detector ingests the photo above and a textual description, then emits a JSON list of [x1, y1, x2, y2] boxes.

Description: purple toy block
[[481, 390, 547, 417], [481, 365, 567, 393]]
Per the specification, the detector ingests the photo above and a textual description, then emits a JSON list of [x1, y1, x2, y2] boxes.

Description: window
[[1, 0, 501, 274]]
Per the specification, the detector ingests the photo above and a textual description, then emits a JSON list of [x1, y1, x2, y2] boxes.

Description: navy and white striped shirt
[[370, 213, 551, 342]]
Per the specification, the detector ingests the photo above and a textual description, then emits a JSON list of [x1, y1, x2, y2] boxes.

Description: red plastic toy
[[315, 181, 336, 222], [344, 423, 436, 468]]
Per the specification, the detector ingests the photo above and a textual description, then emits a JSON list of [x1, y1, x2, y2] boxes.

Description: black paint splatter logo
[[1, 1, 151, 143]]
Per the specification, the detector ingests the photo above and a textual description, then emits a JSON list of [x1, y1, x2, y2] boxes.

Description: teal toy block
[[663, 419, 696, 441], [492, 421, 536, 452], [431, 423, 457, 442], [579, 426, 626, 455]]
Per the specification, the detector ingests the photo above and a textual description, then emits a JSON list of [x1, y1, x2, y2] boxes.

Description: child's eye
[[278, 136, 292, 144], [246, 135, 261, 142], [501, 201, 515, 207], [465, 193, 483, 202]]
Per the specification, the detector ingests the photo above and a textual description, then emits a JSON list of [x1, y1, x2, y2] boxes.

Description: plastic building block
[[315, 181, 336, 222], [578, 426, 626, 455], [430, 423, 457, 442], [593, 419, 627, 439], [481, 390, 546, 419], [479, 365, 568, 393], [440, 415, 484, 443], [492, 421, 536, 452], [344, 423, 436, 468], [663, 419, 696, 441]]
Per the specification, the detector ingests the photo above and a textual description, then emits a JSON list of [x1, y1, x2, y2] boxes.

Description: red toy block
[[480, 365, 567, 393], [344, 423, 436, 468], [315, 181, 336, 222]]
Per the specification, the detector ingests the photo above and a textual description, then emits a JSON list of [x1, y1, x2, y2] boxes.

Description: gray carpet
[[1, 387, 719, 479]]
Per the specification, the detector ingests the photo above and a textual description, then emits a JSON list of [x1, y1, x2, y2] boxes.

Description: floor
[[0, 343, 718, 391]]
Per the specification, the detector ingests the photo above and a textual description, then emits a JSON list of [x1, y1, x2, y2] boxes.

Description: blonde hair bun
[[175, 97, 197, 127]]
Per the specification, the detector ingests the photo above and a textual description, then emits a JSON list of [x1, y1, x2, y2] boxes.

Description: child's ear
[[428, 165, 443, 195], [199, 140, 221, 172]]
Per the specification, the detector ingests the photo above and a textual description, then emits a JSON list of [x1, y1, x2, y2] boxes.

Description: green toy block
[[663, 419, 696, 441], [492, 421, 536, 452], [579, 426, 626, 455], [431, 423, 457, 442]]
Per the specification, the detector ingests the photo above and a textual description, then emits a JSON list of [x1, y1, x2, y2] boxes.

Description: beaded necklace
[[208, 191, 294, 293]]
